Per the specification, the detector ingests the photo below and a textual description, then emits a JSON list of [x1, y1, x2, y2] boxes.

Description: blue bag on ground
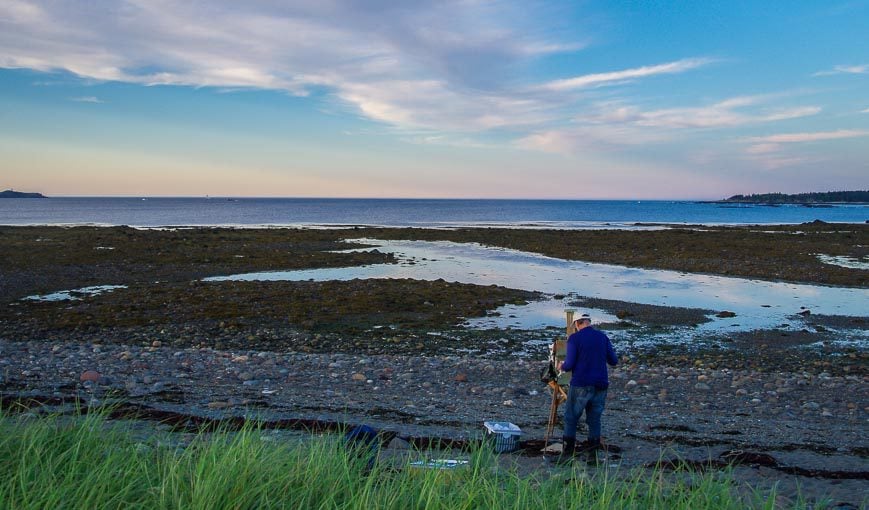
[[343, 425, 382, 470]]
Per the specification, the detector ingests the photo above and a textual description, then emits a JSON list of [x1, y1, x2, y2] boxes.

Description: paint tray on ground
[[483, 421, 522, 453], [408, 459, 469, 470]]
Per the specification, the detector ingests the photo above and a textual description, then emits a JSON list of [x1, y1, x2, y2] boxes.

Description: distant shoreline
[[703, 201, 869, 206], [0, 189, 45, 199], [710, 190, 869, 205]]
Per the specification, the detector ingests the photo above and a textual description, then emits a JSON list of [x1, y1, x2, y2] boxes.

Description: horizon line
[[12, 194, 729, 201]]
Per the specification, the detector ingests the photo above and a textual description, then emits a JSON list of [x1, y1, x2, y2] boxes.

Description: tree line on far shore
[[723, 190, 869, 204]]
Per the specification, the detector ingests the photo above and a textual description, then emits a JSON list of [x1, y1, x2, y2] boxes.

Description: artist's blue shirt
[[561, 326, 619, 388]]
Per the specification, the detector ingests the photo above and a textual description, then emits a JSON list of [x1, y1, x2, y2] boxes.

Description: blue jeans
[[563, 385, 607, 442]]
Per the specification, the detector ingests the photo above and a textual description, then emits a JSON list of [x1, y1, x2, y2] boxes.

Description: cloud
[[519, 94, 823, 155], [862, 107, 869, 114], [0, 1, 725, 137], [813, 64, 869, 76], [742, 129, 869, 170], [70, 96, 103, 103], [584, 96, 820, 129], [746, 129, 869, 144], [0, 0, 583, 130], [538, 58, 715, 91], [515, 123, 673, 154]]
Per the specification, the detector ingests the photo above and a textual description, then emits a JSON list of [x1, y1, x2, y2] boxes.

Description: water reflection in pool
[[206, 239, 868, 334]]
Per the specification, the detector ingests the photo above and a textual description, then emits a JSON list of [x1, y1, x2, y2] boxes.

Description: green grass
[[0, 411, 791, 509]]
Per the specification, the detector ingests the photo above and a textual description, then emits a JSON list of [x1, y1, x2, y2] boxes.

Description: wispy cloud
[[862, 107, 869, 114], [70, 96, 103, 103], [583, 95, 819, 129], [0, 0, 582, 132], [746, 129, 869, 144], [0, 1, 723, 137], [539, 58, 715, 91], [518, 94, 823, 155], [515, 123, 673, 154], [743, 129, 869, 170], [813, 64, 869, 76]]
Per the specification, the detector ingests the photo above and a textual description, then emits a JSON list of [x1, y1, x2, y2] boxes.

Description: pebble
[[80, 370, 100, 382], [351, 373, 366, 381]]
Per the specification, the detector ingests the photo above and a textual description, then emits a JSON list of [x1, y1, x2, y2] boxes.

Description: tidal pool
[[23, 285, 128, 302], [206, 239, 868, 335]]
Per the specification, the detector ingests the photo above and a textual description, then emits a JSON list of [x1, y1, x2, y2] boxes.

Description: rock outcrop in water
[[0, 189, 46, 198]]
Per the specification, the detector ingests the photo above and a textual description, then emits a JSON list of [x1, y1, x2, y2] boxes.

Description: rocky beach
[[1, 225, 867, 508]]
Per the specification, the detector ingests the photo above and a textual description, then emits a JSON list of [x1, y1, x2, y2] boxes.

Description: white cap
[[574, 313, 591, 323]]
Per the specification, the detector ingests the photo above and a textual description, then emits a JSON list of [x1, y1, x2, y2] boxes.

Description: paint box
[[483, 421, 521, 453]]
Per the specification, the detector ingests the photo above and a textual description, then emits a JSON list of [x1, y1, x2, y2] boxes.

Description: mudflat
[[1, 225, 866, 507]]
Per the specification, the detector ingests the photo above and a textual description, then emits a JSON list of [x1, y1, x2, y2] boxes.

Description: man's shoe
[[578, 439, 601, 452]]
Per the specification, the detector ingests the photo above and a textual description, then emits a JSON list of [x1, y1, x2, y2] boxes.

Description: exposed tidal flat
[[1, 225, 867, 507]]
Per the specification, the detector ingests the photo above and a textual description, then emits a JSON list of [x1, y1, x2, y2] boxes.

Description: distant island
[[719, 190, 869, 204], [0, 189, 46, 198]]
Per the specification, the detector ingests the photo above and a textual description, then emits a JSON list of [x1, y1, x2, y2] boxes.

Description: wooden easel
[[543, 310, 576, 445]]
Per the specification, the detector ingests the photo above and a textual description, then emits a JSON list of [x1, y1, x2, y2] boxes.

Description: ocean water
[[0, 197, 866, 227]]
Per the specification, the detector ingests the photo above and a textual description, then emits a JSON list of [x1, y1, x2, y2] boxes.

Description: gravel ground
[[2, 338, 866, 507]]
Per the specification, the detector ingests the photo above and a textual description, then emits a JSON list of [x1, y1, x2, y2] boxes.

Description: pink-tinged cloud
[[743, 129, 869, 170]]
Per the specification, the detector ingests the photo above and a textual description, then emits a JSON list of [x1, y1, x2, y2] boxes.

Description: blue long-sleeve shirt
[[561, 326, 619, 388]]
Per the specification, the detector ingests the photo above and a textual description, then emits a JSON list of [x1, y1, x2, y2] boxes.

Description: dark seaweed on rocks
[[0, 279, 540, 354]]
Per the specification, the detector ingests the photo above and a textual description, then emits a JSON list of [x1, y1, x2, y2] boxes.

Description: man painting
[[557, 313, 619, 458]]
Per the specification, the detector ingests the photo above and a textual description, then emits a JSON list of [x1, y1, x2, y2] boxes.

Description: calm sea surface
[[0, 197, 866, 227]]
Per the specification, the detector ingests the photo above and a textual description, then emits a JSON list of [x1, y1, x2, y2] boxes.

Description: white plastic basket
[[483, 421, 521, 453]]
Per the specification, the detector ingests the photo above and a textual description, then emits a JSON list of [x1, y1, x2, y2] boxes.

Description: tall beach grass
[[0, 411, 790, 509]]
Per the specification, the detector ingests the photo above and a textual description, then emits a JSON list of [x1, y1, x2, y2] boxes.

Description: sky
[[1, 0, 868, 199]]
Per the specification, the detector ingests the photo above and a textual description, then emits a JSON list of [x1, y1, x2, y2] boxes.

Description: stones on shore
[[2, 336, 866, 482], [716, 311, 737, 318], [80, 370, 100, 382]]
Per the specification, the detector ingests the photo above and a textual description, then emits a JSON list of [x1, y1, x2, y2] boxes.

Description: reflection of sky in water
[[463, 299, 619, 330], [23, 285, 128, 301], [206, 239, 868, 333], [816, 254, 869, 270]]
